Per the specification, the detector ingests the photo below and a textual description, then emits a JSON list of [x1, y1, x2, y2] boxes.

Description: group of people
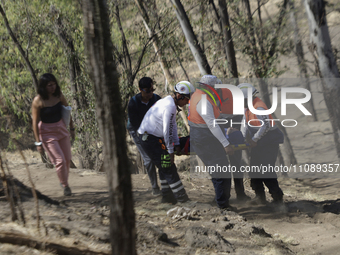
[[31, 72, 284, 207], [128, 75, 284, 209]]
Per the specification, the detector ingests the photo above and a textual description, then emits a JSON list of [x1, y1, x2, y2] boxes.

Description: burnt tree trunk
[[218, 0, 238, 79], [304, 0, 340, 159], [170, 0, 211, 75], [82, 1, 136, 254]]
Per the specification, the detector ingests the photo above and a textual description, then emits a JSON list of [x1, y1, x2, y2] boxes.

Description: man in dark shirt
[[127, 77, 161, 195]]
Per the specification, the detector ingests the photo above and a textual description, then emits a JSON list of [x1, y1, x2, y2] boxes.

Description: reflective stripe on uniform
[[172, 185, 185, 193], [169, 180, 182, 188]]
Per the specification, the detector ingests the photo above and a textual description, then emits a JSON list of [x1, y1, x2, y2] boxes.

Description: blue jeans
[[129, 130, 159, 190]]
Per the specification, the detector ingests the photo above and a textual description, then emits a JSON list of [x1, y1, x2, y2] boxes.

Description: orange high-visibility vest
[[245, 97, 275, 126], [220, 88, 233, 114], [189, 89, 220, 125]]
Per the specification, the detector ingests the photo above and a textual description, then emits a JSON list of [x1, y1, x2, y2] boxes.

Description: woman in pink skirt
[[31, 73, 75, 196]]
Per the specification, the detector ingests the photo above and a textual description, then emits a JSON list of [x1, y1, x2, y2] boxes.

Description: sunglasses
[[142, 88, 155, 93]]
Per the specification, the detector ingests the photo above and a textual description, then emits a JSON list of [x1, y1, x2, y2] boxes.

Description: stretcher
[[178, 129, 250, 155]]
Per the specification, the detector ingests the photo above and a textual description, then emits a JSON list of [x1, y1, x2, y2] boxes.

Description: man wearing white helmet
[[138, 81, 195, 204], [237, 83, 284, 204], [189, 75, 235, 210]]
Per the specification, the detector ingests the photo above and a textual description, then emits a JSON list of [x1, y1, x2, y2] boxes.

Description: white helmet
[[237, 83, 258, 98], [199, 75, 222, 87], [174, 81, 195, 98]]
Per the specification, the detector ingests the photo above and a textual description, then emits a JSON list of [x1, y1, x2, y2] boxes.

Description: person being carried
[[237, 83, 284, 204], [127, 77, 161, 196], [138, 81, 195, 204], [32, 73, 75, 196], [218, 85, 251, 202]]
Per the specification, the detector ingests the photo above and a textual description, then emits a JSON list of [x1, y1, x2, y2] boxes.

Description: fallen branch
[[0, 231, 110, 255], [303, 131, 333, 138]]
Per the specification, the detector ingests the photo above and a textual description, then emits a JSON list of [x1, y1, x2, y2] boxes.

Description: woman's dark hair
[[139, 77, 153, 89], [38, 73, 61, 100]]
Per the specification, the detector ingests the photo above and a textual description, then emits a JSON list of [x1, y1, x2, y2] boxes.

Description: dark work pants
[[249, 143, 283, 200], [139, 134, 188, 202], [220, 118, 247, 197], [191, 127, 231, 208], [129, 130, 159, 190], [229, 150, 247, 197]]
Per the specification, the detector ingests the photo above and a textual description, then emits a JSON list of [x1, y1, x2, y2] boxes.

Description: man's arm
[[196, 99, 233, 155], [163, 107, 176, 154], [252, 109, 271, 142], [127, 98, 139, 131], [196, 99, 230, 147]]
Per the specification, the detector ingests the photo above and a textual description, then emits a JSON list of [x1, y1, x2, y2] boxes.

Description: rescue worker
[[127, 77, 161, 196], [138, 81, 195, 204], [238, 83, 284, 204], [189, 75, 235, 210]]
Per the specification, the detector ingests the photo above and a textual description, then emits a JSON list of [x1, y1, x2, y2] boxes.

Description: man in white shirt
[[138, 81, 195, 204]]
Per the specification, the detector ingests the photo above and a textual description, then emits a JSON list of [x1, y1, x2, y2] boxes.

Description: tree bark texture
[[304, 0, 340, 159], [135, 0, 190, 132], [170, 0, 211, 75], [82, 1, 136, 255], [289, 0, 317, 121], [218, 0, 238, 79]]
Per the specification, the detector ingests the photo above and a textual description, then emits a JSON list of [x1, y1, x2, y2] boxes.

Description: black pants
[[220, 119, 247, 197], [249, 143, 283, 200], [139, 134, 188, 202]]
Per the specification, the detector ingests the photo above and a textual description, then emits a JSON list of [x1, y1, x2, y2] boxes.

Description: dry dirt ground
[[0, 146, 340, 255]]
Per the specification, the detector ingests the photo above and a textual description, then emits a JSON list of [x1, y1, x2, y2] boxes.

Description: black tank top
[[40, 101, 62, 123]]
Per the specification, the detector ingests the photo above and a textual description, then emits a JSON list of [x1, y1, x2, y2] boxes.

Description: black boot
[[271, 191, 284, 204], [161, 193, 177, 204], [236, 193, 252, 202], [177, 193, 189, 203], [251, 192, 266, 205]]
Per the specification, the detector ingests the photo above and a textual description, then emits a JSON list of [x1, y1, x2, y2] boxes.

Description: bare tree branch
[[0, 4, 38, 91]]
